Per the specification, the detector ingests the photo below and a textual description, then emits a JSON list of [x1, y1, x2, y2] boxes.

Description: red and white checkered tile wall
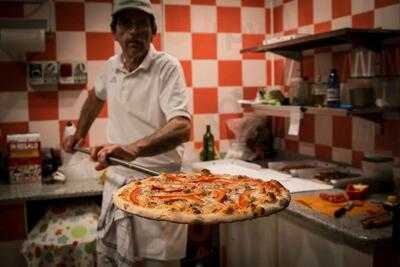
[[270, 0, 400, 166], [0, 0, 272, 155], [0, 0, 399, 166]]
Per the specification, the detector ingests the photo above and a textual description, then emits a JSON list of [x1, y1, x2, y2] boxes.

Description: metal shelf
[[241, 102, 400, 119], [240, 28, 400, 61]]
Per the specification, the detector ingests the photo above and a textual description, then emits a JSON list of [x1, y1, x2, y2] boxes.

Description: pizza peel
[[75, 147, 160, 176], [76, 148, 290, 224]]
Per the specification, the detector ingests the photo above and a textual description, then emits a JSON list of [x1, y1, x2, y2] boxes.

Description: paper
[[0, 28, 45, 52], [288, 110, 301, 136], [190, 159, 333, 193]]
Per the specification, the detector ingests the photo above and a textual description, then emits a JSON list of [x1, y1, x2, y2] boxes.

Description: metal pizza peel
[[75, 147, 160, 176]]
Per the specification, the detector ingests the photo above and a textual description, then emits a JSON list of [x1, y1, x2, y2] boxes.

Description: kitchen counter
[[0, 178, 393, 250], [285, 191, 392, 250], [0, 178, 103, 202]]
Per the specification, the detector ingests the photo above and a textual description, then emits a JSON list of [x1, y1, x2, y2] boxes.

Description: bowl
[[346, 183, 369, 200], [362, 157, 393, 179]]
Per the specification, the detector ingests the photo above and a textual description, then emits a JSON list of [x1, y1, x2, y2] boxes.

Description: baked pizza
[[113, 169, 290, 224]]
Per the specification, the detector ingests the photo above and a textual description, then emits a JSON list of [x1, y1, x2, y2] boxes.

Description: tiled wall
[[269, 0, 400, 166], [0, 0, 272, 154]]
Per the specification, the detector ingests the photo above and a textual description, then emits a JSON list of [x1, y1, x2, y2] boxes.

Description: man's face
[[113, 9, 153, 60]]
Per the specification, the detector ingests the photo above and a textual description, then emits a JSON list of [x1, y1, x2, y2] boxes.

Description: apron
[[97, 166, 187, 266]]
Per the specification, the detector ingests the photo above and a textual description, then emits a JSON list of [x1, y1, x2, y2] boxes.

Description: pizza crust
[[113, 173, 291, 225]]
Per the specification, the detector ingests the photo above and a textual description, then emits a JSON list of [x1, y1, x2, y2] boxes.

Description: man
[[63, 0, 191, 266]]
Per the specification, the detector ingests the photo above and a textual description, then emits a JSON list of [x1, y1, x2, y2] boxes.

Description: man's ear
[[112, 32, 117, 41]]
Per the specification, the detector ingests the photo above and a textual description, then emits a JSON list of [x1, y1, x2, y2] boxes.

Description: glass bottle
[[201, 125, 215, 161], [326, 69, 340, 107]]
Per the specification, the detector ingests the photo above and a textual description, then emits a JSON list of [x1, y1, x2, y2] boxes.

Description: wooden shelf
[[240, 28, 400, 61]]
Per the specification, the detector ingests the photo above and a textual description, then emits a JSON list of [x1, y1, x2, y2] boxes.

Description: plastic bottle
[[61, 121, 77, 166], [326, 69, 340, 107], [201, 125, 215, 161]]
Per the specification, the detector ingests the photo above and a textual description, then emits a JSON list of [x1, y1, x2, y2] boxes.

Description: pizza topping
[[238, 191, 251, 209], [265, 192, 277, 203], [191, 204, 202, 214], [254, 206, 266, 216], [201, 169, 212, 176], [212, 189, 227, 203], [224, 205, 235, 214], [151, 184, 185, 193], [129, 188, 141, 205]]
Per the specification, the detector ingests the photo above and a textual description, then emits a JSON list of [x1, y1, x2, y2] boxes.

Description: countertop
[[0, 167, 394, 250], [0, 178, 103, 202], [285, 191, 392, 250]]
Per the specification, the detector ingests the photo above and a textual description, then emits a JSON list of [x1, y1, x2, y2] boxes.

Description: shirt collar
[[115, 44, 156, 74]]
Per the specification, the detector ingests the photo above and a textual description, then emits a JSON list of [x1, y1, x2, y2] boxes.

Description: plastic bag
[[225, 114, 273, 161], [57, 152, 101, 180]]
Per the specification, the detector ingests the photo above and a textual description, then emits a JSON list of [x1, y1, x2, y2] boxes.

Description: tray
[[268, 159, 337, 176]]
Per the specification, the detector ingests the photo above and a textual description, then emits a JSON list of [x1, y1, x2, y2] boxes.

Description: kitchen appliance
[[349, 87, 375, 108], [374, 77, 400, 108], [362, 156, 393, 179], [288, 78, 313, 106]]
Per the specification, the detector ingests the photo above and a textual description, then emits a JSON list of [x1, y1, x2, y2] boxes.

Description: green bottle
[[202, 125, 215, 161]]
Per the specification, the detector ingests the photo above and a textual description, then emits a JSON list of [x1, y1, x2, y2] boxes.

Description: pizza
[[113, 169, 290, 224]]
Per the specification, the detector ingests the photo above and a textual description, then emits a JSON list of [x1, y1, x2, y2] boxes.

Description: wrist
[[121, 144, 140, 160], [73, 132, 84, 141]]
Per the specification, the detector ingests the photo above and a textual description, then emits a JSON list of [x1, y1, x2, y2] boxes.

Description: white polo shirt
[[94, 44, 191, 167]]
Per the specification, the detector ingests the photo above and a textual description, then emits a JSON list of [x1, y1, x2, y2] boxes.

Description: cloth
[[94, 44, 191, 167], [21, 203, 100, 267], [294, 195, 384, 217], [97, 166, 187, 266]]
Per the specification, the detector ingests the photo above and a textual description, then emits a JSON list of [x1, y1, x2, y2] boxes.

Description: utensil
[[361, 212, 392, 229], [334, 201, 355, 218], [75, 147, 160, 176]]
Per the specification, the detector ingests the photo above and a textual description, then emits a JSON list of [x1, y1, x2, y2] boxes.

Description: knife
[[334, 201, 355, 218]]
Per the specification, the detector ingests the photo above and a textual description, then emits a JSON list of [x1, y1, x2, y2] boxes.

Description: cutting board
[[294, 195, 384, 217]]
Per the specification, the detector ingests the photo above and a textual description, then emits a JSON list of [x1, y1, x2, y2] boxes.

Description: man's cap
[[112, 0, 154, 17]]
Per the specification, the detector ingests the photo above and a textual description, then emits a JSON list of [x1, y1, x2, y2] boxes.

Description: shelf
[[240, 28, 400, 61], [241, 102, 400, 119]]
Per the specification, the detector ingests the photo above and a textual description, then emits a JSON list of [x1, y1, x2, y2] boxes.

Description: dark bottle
[[326, 69, 340, 107], [201, 125, 215, 161]]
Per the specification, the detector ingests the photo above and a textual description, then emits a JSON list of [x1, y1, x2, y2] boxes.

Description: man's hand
[[62, 134, 83, 153], [90, 144, 139, 171]]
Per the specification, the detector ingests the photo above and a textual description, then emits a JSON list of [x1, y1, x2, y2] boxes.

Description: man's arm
[[62, 90, 104, 152], [128, 116, 191, 157], [93, 116, 191, 170]]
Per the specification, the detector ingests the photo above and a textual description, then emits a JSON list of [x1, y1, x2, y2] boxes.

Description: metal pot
[[349, 87, 375, 108]]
